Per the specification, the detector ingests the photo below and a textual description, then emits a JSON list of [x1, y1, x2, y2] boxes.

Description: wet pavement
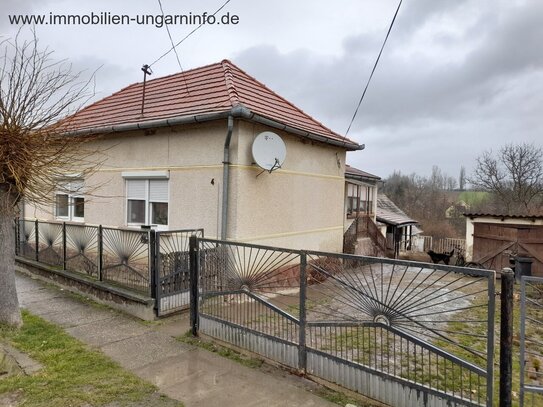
[[15, 272, 337, 407]]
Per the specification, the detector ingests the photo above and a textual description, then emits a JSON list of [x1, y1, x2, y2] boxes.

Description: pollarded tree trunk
[[0, 191, 22, 328]]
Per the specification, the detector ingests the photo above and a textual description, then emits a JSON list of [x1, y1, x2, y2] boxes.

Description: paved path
[[15, 272, 338, 407]]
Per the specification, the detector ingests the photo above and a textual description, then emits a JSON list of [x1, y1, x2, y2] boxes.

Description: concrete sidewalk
[[15, 272, 338, 407]]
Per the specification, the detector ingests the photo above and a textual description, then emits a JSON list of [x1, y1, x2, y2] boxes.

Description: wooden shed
[[464, 213, 543, 276]]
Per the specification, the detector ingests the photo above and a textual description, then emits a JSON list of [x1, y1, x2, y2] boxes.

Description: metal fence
[[192, 237, 496, 407], [15, 219, 201, 307], [155, 228, 204, 315], [520, 276, 543, 407]]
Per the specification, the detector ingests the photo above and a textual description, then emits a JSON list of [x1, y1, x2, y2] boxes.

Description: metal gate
[[193, 237, 496, 407], [520, 276, 543, 407], [155, 229, 203, 316]]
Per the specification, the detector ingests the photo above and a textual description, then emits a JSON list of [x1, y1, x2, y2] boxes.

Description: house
[[344, 165, 379, 221], [343, 165, 385, 256], [24, 60, 362, 253], [464, 213, 543, 276]]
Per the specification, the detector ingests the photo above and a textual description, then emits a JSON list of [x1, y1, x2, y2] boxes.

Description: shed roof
[[464, 213, 543, 220], [345, 165, 381, 181], [61, 60, 361, 150], [377, 193, 418, 227]]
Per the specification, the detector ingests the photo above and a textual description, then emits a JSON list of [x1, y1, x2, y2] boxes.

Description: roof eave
[[63, 105, 364, 151]]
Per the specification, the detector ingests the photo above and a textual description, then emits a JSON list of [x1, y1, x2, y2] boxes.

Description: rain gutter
[[64, 105, 364, 151]]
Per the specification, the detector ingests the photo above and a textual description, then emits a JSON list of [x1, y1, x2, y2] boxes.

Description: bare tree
[[470, 143, 543, 214], [0, 33, 97, 327]]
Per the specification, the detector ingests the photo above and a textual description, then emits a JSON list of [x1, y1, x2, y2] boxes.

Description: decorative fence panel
[[15, 218, 203, 315], [520, 276, 543, 407], [193, 237, 496, 407], [197, 238, 302, 369], [65, 223, 99, 278], [155, 229, 204, 315], [101, 227, 150, 293]]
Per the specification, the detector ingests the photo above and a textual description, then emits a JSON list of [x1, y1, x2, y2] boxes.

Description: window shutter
[[127, 180, 146, 199], [149, 180, 168, 202]]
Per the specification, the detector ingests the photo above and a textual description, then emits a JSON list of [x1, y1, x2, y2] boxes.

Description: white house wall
[[25, 118, 347, 253]]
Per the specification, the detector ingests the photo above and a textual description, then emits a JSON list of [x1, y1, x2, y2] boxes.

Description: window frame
[[123, 172, 169, 230], [54, 179, 85, 222]]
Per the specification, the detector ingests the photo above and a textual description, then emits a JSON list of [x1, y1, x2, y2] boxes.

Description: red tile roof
[[63, 60, 361, 150]]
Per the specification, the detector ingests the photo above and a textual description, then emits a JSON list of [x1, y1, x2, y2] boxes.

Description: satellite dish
[[252, 131, 286, 172]]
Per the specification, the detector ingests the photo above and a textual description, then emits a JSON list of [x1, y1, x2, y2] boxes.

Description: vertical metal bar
[[487, 270, 496, 407], [62, 222, 67, 270], [500, 268, 514, 407], [14, 218, 19, 256], [189, 235, 199, 336], [149, 229, 157, 303], [35, 219, 39, 261], [519, 277, 527, 407], [298, 252, 307, 373], [97, 225, 103, 281]]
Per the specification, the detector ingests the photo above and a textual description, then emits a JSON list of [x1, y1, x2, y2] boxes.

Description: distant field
[[458, 190, 490, 206]]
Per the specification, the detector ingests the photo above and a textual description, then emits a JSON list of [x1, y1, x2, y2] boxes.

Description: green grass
[[458, 191, 490, 207], [0, 311, 182, 407]]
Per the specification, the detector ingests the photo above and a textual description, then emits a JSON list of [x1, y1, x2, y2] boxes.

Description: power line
[[157, 0, 184, 72], [150, 0, 232, 68], [156, 0, 189, 92], [345, 0, 403, 136]]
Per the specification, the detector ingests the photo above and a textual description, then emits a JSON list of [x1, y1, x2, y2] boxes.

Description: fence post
[[97, 225, 103, 281], [34, 219, 39, 262], [62, 222, 67, 270], [299, 252, 307, 373], [149, 229, 157, 303], [14, 219, 19, 256], [500, 268, 514, 407], [189, 235, 199, 336]]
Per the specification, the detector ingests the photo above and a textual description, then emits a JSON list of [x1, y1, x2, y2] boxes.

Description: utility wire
[[157, 0, 184, 72], [345, 0, 403, 136], [150, 0, 232, 68], [156, 0, 189, 92]]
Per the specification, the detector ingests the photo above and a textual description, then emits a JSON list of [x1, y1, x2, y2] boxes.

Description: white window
[[55, 180, 85, 222], [126, 179, 169, 226]]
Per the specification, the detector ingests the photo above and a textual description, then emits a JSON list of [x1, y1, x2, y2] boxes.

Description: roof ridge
[[220, 59, 240, 106], [135, 60, 224, 86], [226, 61, 346, 140]]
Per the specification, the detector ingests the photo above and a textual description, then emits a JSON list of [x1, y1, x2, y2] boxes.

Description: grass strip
[[0, 310, 182, 407]]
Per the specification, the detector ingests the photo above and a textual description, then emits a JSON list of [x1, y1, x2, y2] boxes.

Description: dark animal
[[427, 249, 454, 265]]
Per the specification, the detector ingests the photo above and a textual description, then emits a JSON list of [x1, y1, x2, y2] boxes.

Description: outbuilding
[[464, 213, 543, 276]]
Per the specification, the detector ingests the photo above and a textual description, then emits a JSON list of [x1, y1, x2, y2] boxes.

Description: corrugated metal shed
[[377, 194, 418, 227]]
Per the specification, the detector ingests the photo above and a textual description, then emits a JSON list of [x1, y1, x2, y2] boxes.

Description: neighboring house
[[445, 200, 469, 219], [25, 60, 362, 252], [377, 193, 420, 258], [344, 165, 379, 222], [464, 213, 543, 276]]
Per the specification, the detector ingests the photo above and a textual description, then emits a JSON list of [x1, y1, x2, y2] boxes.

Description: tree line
[[382, 143, 543, 239]]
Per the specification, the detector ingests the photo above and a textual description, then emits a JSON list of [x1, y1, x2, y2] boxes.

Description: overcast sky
[[2, 0, 542, 180]]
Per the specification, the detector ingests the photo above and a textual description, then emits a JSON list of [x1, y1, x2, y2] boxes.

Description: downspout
[[221, 115, 234, 240]]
